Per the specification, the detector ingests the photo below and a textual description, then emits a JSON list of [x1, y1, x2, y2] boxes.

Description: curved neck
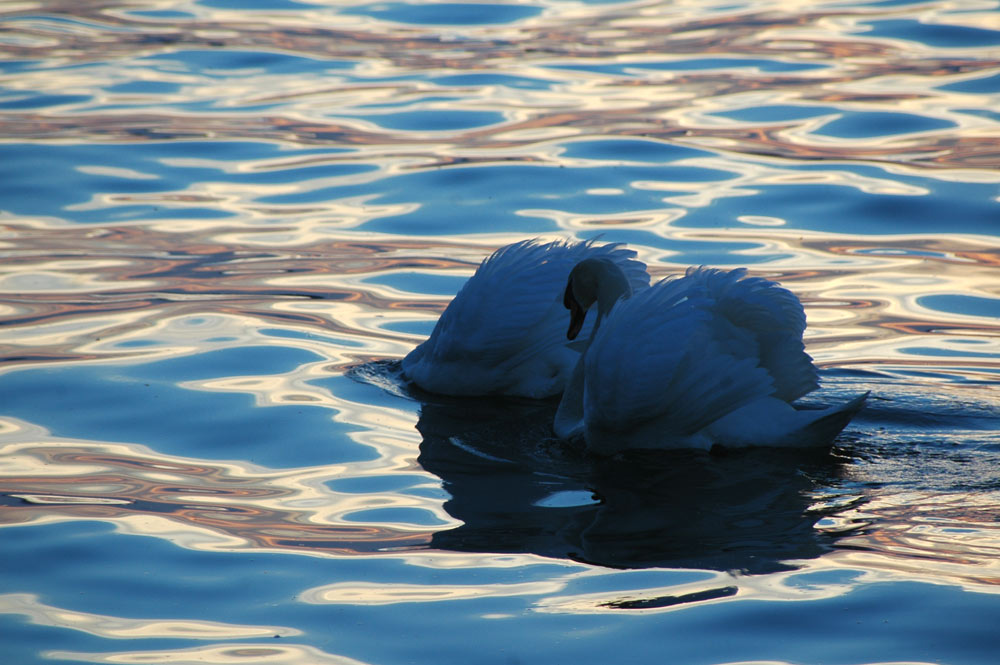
[[585, 258, 633, 342], [556, 259, 633, 440]]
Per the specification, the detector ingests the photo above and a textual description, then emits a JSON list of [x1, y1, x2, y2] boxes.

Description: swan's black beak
[[564, 280, 586, 340]]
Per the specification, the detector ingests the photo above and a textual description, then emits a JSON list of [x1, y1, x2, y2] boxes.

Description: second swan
[[555, 258, 867, 453]]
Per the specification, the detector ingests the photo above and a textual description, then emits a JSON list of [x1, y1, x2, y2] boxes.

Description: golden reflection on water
[[47, 644, 374, 665], [0, 593, 301, 640], [0, 418, 437, 557], [2, 1, 998, 169], [2, 204, 999, 602], [2, 214, 999, 584], [1, 1, 1000, 637], [528, 491, 1000, 615], [4, 218, 997, 373], [825, 490, 1000, 589], [299, 579, 567, 606]]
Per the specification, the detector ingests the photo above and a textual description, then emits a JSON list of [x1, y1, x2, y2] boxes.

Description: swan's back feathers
[[428, 239, 647, 364], [583, 276, 776, 436], [404, 238, 648, 397], [683, 267, 819, 402], [424, 240, 565, 366], [563, 264, 857, 451]]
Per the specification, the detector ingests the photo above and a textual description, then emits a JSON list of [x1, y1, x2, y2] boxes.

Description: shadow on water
[[405, 381, 845, 574]]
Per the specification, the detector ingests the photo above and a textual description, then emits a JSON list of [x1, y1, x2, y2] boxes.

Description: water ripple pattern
[[1, 1, 999, 665]]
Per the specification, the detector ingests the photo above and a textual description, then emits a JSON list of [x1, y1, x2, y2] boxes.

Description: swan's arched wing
[[427, 240, 563, 366], [684, 267, 819, 402], [405, 238, 648, 396], [434, 239, 646, 363], [583, 277, 777, 435]]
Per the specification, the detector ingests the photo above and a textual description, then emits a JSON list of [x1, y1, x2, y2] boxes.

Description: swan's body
[[555, 260, 866, 453], [403, 239, 649, 398]]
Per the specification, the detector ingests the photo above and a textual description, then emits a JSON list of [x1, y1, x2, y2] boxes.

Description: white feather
[[557, 264, 865, 453], [402, 238, 649, 398]]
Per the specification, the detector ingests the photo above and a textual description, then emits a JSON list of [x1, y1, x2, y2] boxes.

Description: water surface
[[2, 1, 1000, 664]]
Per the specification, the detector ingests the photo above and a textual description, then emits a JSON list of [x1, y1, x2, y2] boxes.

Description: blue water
[[2, 1, 1000, 664]]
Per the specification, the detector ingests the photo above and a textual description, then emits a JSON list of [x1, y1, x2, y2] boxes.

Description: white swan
[[402, 239, 649, 398], [554, 259, 867, 453]]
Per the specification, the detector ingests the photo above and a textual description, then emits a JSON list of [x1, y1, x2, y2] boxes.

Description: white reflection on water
[[300, 579, 567, 605], [533, 528, 1000, 616], [1, 220, 998, 573], [48, 644, 373, 665], [821, 491, 1000, 592], [1, 0, 999, 662], [0, 593, 300, 639], [0, 417, 443, 555]]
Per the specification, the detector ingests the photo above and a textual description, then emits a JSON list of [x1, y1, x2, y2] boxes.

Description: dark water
[[1, 1, 999, 664]]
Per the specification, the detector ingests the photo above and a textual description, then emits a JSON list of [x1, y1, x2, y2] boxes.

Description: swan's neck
[[554, 354, 585, 439], [555, 258, 633, 440], [585, 258, 633, 343]]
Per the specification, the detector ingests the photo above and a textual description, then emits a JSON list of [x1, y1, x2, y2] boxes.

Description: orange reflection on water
[[0, 222, 475, 371], [0, 0, 998, 619], [2, 219, 998, 384], [1, 1, 998, 170], [0, 420, 436, 558], [818, 490, 1000, 591]]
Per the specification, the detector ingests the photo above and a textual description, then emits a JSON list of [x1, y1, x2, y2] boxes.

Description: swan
[[554, 259, 867, 453], [402, 239, 649, 398]]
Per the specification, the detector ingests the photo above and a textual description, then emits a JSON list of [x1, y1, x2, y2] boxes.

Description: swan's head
[[563, 258, 633, 340]]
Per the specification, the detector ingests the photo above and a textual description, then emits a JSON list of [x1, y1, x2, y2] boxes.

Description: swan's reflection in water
[[412, 393, 843, 574]]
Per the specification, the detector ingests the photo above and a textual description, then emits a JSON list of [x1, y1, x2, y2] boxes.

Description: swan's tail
[[795, 391, 869, 446]]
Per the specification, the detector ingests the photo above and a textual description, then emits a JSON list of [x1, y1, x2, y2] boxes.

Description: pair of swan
[[402, 239, 866, 453]]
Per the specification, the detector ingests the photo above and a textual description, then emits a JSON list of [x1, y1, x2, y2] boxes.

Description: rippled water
[[2, 1, 1000, 664]]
